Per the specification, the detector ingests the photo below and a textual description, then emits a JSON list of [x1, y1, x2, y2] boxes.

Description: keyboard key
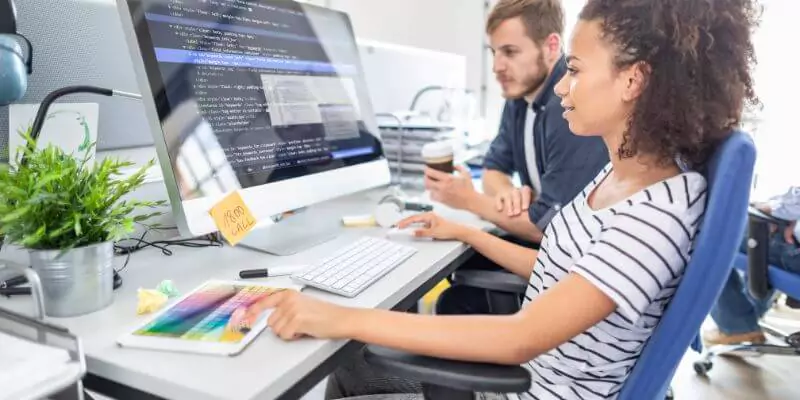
[[291, 236, 417, 297]]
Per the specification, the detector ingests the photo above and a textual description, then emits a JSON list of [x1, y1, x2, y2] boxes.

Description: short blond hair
[[486, 0, 565, 43]]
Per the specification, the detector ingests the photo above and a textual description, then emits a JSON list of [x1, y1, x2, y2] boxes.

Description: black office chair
[[695, 206, 800, 375], [448, 269, 528, 314], [364, 345, 530, 400]]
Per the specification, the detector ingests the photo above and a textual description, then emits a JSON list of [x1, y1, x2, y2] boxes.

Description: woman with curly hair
[[229, 0, 759, 398]]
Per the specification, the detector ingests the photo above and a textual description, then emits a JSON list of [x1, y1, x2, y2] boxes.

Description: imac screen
[[123, 0, 384, 200]]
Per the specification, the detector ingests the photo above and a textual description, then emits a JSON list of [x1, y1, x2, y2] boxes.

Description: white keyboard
[[292, 236, 418, 297]]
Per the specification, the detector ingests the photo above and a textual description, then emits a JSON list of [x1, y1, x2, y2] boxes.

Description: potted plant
[[0, 131, 162, 317]]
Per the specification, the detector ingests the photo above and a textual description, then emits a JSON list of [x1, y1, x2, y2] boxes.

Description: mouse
[[385, 227, 432, 241]]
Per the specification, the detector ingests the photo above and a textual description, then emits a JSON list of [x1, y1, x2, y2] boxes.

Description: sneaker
[[773, 295, 800, 318], [702, 328, 766, 346]]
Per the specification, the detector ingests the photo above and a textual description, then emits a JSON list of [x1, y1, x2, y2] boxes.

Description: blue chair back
[[618, 131, 756, 399]]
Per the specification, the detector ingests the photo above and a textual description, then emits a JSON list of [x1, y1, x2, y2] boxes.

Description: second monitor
[[116, 0, 391, 254]]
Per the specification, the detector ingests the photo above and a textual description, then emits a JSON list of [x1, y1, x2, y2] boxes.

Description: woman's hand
[[397, 212, 472, 241], [227, 290, 355, 341]]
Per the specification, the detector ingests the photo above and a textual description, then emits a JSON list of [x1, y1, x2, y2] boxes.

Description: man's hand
[[785, 221, 797, 244], [494, 186, 534, 217], [227, 290, 354, 341], [753, 202, 796, 244], [397, 212, 472, 241], [424, 166, 477, 210]]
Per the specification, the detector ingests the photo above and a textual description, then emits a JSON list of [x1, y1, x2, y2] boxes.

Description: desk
[[0, 188, 493, 400]]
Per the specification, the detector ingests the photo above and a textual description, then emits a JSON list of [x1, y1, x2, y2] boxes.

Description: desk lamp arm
[[29, 85, 141, 141]]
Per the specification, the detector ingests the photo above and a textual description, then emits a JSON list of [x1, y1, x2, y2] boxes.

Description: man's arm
[[482, 169, 516, 197], [766, 186, 800, 221], [755, 187, 800, 244], [481, 102, 517, 196]]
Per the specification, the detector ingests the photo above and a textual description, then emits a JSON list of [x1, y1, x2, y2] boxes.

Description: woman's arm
[[458, 228, 538, 279], [244, 274, 617, 366], [465, 192, 544, 243], [397, 213, 538, 279]]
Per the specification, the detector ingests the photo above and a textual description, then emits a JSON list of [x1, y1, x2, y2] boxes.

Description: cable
[[113, 227, 223, 275], [0, 227, 221, 297]]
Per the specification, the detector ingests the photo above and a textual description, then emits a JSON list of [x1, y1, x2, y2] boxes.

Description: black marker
[[0, 287, 31, 297], [0, 275, 27, 289], [238, 265, 308, 279]]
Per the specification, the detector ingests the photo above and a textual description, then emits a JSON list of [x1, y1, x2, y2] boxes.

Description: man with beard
[[428, 0, 609, 315]]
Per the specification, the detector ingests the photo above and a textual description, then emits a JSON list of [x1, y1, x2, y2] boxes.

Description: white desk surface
[[0, 189, 493, 400]]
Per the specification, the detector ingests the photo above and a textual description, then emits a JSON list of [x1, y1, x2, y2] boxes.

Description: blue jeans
[[711, 232, 800, 334]]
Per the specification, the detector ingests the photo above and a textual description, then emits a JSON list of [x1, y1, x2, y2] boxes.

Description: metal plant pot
[[28, 242, 115, 317]]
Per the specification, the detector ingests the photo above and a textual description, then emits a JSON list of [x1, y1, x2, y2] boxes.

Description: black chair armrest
[[363, 345, 531, 394], [451, 270, 528, 294], [748, 205, 792, 226], [746, 206, 787, 299]]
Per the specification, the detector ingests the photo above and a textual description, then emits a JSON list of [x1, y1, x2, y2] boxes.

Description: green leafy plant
[[0, 129, 164, 250]]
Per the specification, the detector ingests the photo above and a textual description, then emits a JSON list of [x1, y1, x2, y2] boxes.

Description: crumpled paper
[[156, 280, 179, 298], [136, 280, 180, 315]]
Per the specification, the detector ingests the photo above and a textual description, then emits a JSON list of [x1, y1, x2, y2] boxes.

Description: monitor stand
[[238, 207, 343, 256]]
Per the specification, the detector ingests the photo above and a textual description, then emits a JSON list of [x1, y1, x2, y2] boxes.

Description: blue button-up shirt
[[482, 56, 609, 229]]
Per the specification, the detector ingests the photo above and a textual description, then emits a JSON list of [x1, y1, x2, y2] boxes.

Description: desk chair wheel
[[693, 360, 713, 376], [787, 331, 800, 348]]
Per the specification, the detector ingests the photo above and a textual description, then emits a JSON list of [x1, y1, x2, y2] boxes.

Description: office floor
[[669, 307, 800, 400], [671, 349, 800, 400]]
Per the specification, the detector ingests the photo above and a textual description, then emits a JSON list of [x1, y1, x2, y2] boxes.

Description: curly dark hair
[[580, 0, 760, 168]]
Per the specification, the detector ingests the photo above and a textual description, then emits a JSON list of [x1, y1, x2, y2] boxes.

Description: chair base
[[694, 322, 800, 377], [422, 383, 473, 400]]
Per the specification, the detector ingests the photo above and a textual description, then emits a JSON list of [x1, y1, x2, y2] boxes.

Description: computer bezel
[[115, 0, 391, 238]]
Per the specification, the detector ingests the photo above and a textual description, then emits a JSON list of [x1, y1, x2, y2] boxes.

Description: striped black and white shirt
[[517, 164, 707, 400]]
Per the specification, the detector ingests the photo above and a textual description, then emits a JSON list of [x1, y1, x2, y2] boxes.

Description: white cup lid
[[421, 141, 454, 159]]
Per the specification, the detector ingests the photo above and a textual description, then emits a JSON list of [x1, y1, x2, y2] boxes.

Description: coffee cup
[[421, 141, 454, 174]]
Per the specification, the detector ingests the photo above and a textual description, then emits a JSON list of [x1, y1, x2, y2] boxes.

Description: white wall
[[327, 0, 486, 107], [748, 0, 800, 199]]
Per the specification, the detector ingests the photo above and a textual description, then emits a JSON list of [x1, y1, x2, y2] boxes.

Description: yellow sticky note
[[209, 191, 257, 246]]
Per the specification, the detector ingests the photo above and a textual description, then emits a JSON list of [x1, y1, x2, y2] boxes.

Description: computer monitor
[[116, 0, 391, 254], [0, 0, 155, 157]]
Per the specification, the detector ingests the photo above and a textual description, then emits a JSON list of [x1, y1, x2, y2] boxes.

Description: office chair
[[447, 269, 528, 314], [694, 206, 800, 375], [364, 131, 756, 400]]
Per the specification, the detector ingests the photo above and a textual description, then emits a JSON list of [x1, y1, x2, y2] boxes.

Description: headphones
[[374, 195, 433, 228], [0, 0, 33, 106]]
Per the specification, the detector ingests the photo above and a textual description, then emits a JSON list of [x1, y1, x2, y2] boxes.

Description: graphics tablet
[[117, 280, 301, 356]]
